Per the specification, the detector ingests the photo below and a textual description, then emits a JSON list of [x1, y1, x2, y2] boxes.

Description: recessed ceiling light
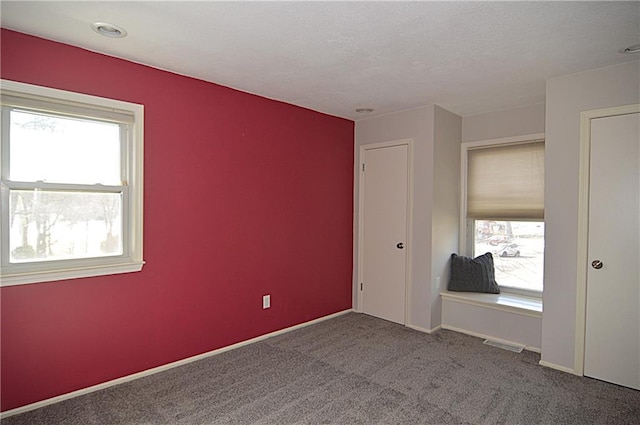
[[355, 108, 374, 114], [91, 22, 127, 39], [619, 44, 640, 54]]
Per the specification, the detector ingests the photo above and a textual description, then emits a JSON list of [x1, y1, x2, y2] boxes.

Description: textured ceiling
[[1, 1, 639, 120]]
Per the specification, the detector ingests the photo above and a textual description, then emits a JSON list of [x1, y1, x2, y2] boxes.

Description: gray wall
[[455, 103, 545, 349], [354, 106, 434, 329], [354, 105, 462, 331], [353, 61, 640, 366], [462, 103, 545, 142], [431, 106, 462, 326], [542, 60, 640, 371]]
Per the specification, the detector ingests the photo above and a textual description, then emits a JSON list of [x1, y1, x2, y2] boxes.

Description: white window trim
[[459, 133, 545, 298], [0, 80, 144, 286]]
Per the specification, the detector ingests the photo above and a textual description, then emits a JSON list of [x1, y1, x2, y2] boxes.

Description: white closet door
[[361, 144, 409, 324], [584, 112, 639, 390]]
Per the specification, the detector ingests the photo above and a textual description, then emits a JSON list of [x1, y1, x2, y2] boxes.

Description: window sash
[[4, 180, 125, 192], [3, 105, 128, 186], [1, 93, 134, 124], [3, 184, 129, 263], [467, 141, 544, 220]]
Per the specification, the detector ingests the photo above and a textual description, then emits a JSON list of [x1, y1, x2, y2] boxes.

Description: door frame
[[356, 139, 414, 325], [574, 103, 640, 376]]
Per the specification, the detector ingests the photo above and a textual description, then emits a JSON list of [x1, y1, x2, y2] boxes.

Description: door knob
[[591, 260, 603, 270], [396, 242, 404, 249]]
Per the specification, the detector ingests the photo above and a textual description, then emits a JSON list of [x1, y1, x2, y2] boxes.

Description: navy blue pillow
[[448, 252, 500, 294]]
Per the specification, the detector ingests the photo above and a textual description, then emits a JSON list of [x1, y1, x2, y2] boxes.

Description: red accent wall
[[0, 29, 354, 412]]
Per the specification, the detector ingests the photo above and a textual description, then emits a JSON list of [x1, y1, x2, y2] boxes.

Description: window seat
[[440, 291, 542, 318], [440, 290, 543, 352]]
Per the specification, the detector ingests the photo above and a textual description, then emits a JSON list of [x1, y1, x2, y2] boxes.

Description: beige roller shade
[[467, 141, 544, 220]]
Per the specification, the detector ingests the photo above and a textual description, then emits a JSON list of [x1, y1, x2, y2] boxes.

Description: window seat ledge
[[440, 290, 542, 318]]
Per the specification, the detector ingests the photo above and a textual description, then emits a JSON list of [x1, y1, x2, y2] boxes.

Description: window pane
[[9, 110, 121, 185], [474, 220, 544, 292], [9, 190, 123, 263]]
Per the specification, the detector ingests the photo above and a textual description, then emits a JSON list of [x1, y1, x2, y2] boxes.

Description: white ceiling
[[1, 1, 639, 120]]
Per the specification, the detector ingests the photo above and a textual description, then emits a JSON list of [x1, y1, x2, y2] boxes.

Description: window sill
[[1, 261, 145, 287], [440, 290, 542, 318]]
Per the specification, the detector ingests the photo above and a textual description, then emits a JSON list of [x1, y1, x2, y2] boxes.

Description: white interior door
[[361, 143, 409, 324], [584, 112, 640, 390]]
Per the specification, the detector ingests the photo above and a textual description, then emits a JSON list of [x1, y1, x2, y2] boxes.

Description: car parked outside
[[496, 243, 520, 257]]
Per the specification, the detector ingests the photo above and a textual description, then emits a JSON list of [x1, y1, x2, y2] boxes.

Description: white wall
[[354, 106, 435, 330], [542, 60, 640, 371], [457, 62, 640, 372], [442, 299, 542, 351], [431, 106, 462, 326], [354, 105, 462, 331], [462, 103, 545, 142], [354, 61, 639, 372], [454, 103, 545, 348]]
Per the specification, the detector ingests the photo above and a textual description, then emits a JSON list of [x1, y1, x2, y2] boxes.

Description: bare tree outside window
[[7, 111, 123, 263]]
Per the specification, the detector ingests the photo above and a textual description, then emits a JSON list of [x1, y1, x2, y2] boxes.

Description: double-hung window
[[1, 80, 144, 286], [461, 136, 545, 296]]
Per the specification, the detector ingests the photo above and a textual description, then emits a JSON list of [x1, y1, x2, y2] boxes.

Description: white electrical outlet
[[263, 294, 271, 309], [436, 276, 441, 289]]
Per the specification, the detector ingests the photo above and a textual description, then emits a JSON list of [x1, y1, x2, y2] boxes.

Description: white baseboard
[[0, 309, 353, 419], [539, 360, 580, 375], [407, 324, 442, 334], [441, 324, 541, 353]]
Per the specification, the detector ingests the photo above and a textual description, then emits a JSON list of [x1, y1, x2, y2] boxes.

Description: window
[[461, 137, 544, 296], [1, 80, 144, 286]]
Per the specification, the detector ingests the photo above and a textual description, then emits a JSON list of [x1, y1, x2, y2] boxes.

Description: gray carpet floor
[[3, 312, 639, 424]]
